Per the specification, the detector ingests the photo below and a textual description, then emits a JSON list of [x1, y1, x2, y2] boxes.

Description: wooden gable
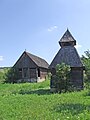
[[14, 52, 37, 68]]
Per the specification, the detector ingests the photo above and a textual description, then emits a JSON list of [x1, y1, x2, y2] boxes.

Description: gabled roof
[[49, 46, 83, 68], [14, 51, 49, 69], [26, 52, 49, 68], [59, 29, 76, 43]]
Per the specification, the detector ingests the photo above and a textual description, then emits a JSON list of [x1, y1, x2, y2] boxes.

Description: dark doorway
[[38, 68, 40, 77]]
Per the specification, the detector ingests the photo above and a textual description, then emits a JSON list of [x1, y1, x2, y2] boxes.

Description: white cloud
[[75, 42, 82, 49], [0, 56, 4, 61], [48, 26, 58, 32]]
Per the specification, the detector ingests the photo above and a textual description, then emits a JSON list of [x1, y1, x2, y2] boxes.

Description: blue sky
[[0, 0, 90, 67]]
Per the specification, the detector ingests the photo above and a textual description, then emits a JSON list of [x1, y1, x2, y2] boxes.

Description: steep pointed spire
[[59, 29, 76, 47]]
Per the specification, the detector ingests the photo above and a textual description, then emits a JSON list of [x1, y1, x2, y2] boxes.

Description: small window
[[19, 68, 22, 72], [64, 42, 71, 46]]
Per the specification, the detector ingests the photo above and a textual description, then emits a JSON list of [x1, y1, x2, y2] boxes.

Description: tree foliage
[[0, 68, 9, 83], [54, 63, 71, 93], [4, 68, 19, 83], [81, 50, 90, 88]]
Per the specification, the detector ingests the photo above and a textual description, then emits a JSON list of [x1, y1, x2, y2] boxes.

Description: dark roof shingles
[[49, 46, 83, 68], [60, 29, 76, 43], [26, 52, 49, 68]]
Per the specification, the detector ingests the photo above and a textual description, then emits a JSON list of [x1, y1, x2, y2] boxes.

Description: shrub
[[52, 63, 71, 93], [81, 50, 90, 89], [4, 68, 19, 83], [0, 68, 9, 83]]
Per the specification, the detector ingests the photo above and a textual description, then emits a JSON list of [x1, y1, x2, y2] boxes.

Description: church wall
[[71, 67, 83, 89]]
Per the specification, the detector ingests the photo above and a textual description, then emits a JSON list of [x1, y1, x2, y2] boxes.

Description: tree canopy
[[81, 50, 90, 88], [52, 63, 71, 93]]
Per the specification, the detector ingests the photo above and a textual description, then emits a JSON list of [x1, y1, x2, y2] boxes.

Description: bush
[[52, 63, 71, 93], [4, 68, 19, 83], [0, 68, 9, 83], [81, 50, 90, 89]]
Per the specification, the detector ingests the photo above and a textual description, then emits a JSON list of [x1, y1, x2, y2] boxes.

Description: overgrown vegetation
[[51, 63, 71, 93], [0, 80, 90, 120], [56, 63, 71, 92], [4, 68, 20, 83], [81, 50, 90, 88], [0, 67, 9, 83], [1, 67, 51, 83], [0, 67, 19, 83], [0, 50, 90, 119]]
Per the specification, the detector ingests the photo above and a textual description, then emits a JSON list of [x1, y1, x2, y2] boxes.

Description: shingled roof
[[26, 52, 49, 68], [49, 29, 83, 68], [14, 51, 49, 69], [60, 29, 76, 42], [49, 46, 83, 68]]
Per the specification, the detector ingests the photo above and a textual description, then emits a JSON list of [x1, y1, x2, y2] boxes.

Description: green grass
[[0, 80, 90, 120]]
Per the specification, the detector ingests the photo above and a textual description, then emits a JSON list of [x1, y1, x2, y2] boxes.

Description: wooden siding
[[49, 29, 84, 91], [71, 68, 83, 89], [30, 68, 37, 79], [40, 68, 48, 79], [13, 51, 49, 83], [14, 53, 37, 68]]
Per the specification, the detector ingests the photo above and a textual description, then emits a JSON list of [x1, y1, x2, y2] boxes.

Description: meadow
[[0, 80, 90, 120]]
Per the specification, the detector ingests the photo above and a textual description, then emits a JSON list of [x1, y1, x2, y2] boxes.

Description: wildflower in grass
[[67, 116, 69, 119]]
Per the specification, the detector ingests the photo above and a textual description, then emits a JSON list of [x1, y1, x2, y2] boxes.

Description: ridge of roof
[[25, 51, 49, 68], [13, 51, 49, 69]]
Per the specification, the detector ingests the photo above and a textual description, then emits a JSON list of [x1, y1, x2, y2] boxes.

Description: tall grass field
[[0, 80, 90, 120]]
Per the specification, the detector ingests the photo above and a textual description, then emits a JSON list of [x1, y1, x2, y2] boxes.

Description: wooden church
[[13, 51, 49, 83], [49, 29, 84, 91]]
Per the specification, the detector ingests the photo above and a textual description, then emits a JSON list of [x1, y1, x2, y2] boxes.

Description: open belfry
[[49, 29, 84, 91]]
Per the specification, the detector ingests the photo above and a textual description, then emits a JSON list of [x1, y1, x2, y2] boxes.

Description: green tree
[[0, 70, 5, 83], [81, 50, 90, 88], [0, 68, 9, 83], [4, 68, 19, 83], [54, 63, 71, 93]]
